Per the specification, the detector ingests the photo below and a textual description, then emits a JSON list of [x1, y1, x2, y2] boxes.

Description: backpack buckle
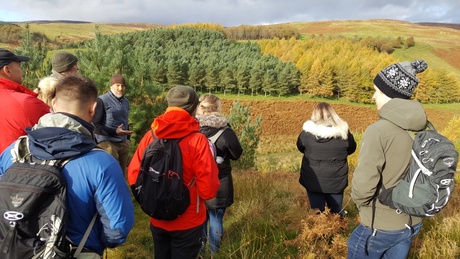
[[3, 211, 23, 222]]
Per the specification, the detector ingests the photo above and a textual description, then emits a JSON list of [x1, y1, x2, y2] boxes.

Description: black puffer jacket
[[296, 120, 356, 194], [196, 114, 243, 209]]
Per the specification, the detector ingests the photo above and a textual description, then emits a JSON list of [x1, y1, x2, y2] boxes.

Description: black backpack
[[0, 136, 98, 259], [378, 122, 459, 217], [133, 132, 196, 220]]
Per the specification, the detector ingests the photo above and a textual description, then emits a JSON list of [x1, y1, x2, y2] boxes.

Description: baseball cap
[[0, 48, 30, 68]]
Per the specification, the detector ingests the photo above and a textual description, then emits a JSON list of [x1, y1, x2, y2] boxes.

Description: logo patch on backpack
[[133, 136, 193, 220], [379, 122, 459, 217], [0, 137, 73, 259]]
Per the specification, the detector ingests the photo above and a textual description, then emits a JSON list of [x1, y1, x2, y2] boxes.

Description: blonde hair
[[197, 94, 222, 115], [35, 77, 58, 107], [311, 102, 349, 140]]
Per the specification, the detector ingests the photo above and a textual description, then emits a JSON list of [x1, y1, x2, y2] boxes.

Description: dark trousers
[[307, 191, 344, 214], [150, 223, 202, 259]]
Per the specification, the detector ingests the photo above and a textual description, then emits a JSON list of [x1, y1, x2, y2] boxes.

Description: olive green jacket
[[351, 98, 427, 230]]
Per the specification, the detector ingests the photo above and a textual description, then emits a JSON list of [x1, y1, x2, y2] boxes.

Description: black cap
[[0, 48, 30, 68]]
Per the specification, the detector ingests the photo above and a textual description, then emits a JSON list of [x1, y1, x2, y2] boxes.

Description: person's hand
[[116, 124, 133, 136]]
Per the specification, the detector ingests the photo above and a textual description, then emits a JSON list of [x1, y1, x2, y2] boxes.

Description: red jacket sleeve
[[127, 130, 154, 185]]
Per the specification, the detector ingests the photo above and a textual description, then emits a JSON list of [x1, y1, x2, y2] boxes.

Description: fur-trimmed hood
[[302, 120, 347, 139], [195, 113, 228, 129]]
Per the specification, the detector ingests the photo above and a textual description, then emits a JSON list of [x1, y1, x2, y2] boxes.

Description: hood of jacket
[[302, 120, 346, 141], [379, 98, 427, 131], [151, 107, 200, 139], [195, 113, 228, 136], [26, 113, 97, 160]]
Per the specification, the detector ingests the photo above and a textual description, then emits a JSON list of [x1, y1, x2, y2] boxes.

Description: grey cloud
[[1, 0, 459, 26]]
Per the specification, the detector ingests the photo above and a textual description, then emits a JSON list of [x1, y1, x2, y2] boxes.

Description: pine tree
[[17, 23, 50, 89]]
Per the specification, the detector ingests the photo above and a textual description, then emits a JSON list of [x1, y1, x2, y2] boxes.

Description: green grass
[[393, 42, 460, 79]]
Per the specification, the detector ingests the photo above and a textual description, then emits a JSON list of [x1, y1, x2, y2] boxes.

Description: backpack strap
[[0, 217, 19, 255], [11, 136, 30, 163], [208, 127, 228, 144], [72, 213, 98, 258]]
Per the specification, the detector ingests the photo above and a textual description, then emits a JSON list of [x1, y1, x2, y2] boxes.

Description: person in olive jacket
[[195, 94, 243, 257], [348, 60, 428, 259], [296, 102, 356, 216]]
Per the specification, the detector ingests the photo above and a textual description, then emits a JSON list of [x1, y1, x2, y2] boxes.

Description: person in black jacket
[[93, 74, 133, 175], [195, 94, 243, 257], [296, 102, 356, 216]]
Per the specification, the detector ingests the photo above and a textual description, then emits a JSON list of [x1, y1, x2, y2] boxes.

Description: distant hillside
[[1, 19, 459, 79], [18, 20, 92, 24], [417, 22, 460, 30], [0, 21, 161, 49]]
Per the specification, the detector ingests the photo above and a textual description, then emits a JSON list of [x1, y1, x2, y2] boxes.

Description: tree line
[[258, 36, 460, 103]]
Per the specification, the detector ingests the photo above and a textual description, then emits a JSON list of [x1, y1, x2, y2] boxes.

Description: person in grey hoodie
[[347, 60, 428, 259]]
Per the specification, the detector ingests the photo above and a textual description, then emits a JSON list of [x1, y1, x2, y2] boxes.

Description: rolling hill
[[2, 19, 459, 77]]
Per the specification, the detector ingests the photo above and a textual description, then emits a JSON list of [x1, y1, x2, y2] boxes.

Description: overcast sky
[[1, 0, 459, 26]]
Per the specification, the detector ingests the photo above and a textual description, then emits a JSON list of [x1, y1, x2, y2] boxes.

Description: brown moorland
[[221, 99, 459, 136]]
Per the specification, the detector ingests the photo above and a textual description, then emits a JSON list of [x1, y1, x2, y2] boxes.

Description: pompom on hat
[[51, 51, 78, 73], [373, 60, 428, 99], [166, 85, 199, 114]]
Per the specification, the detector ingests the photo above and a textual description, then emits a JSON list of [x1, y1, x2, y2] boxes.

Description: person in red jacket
[[127, 85, 220, 259], [0, 48, 49, 153]]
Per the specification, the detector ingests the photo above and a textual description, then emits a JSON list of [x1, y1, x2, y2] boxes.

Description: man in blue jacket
[[0, 76, 134, 257]]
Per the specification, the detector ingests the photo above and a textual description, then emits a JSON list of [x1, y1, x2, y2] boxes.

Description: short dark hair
[[55, 76, 98, 105]]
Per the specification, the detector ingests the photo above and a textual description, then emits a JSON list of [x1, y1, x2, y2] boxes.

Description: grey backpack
[[378, 122, 458, 217]]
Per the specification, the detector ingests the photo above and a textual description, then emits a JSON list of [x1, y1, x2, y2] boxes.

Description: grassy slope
[[24, 22, 161, 42], [0, 22, 161, 49]]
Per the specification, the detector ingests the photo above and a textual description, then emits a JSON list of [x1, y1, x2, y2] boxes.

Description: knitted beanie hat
[[166, 85, 199, 114], [110, 74, 126, 86], [373, 60, 428, 99], [51, 52, 78, 73]]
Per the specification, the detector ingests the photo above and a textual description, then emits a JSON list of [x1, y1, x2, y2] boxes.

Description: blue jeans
[[347, 222, 422, 259], [307, 191, 344, 214], [202, 208, 226, 254]]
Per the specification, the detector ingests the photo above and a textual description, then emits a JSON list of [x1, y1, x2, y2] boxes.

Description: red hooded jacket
[[0, 78, 49, 153], [127, 107, 220, 231]]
